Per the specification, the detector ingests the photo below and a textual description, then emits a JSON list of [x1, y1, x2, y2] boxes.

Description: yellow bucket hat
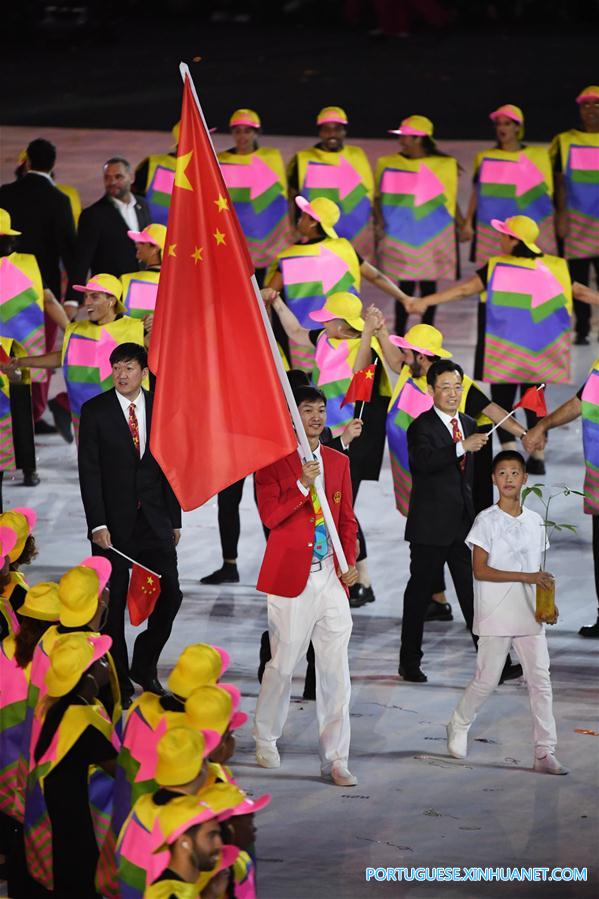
[[45, 632, 112, 697], [576, 85, 599, 104], [171, 121, 181, 148], [167, 643, 231, 698], [388, 115, 434, 137], [154, 725, 220, 787], [185, 684, 248, 737], [389, 323, 452, 359], [491, 215, 541, 253], [0, 209, 21, 237], [309, 291, 364, 332], [72, 273, 126, 314], [316, 106, 348, 126], [127, 223, 167, 253], [58, 566, 101, 628], [0, 507, 36, 562], [19, 582, 61, 622], [295, 195, 340, 239], [229, 108, 261, 129]]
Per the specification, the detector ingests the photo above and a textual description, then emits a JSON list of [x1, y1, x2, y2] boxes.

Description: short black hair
[[426, 359, 464, 387], [27, 138, 56, 172], [294, 386, 326, 407], [491, 450, 526, 473], [287, 369, 312, 391], [104, 156, 131, 171], [109, 343, 148, 369]]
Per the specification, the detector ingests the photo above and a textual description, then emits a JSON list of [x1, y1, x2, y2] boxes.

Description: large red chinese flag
[[149, 70, 296, 510]]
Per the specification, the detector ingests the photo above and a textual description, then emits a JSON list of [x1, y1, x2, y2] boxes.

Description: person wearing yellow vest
[[0, 335, 37, 504], [218, 109, 292, 284], [374, 115, 463, 336], [121, 223, 166, 337], [0, 507, 38, 640], [133, 122, 180, 226], [524, 359, 599, 639], [411, 215, 573, 476], [2, 273, 147, 442], [287, 106, 375, 261], [462, 104, 556, 264], [549, 85, 599, 345]]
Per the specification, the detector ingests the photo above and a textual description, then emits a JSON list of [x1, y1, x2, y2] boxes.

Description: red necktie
[[450, 417, 466, 472], [128, 403, 140, 457]]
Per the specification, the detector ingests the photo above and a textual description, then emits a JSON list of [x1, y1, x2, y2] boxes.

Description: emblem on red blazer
[[333, 491, 342, 504]]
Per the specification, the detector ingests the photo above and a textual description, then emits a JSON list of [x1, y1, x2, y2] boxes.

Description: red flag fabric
[[513, 385, 547, 417], [148, 70, 296, 510], [127, 564, 161, 626], [0, 345, 10, 365], [340, 364, 376, 408]]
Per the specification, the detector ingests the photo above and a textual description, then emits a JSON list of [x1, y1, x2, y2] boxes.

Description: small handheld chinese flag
[[340, 364, 376, 408], [127, 564, 161, 626], [514, 384, 547, 417]]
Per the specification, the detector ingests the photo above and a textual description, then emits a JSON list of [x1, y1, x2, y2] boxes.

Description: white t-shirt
[[467, 504, 548, 637]]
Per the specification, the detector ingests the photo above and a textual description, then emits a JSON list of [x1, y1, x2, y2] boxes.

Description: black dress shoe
[[424, 599, 453, 621], [499, 661, 523, 684], [34, 418, 57, 435], [200, 563, 240, 585], [348, 584, 375, 608], [579, 617, 599, 638], [22, 470, 40, 487], [129, 669, 165, 695], [525, 457, 546, 476], [399, 665, 428, 683], [48, 397, 74, 443]]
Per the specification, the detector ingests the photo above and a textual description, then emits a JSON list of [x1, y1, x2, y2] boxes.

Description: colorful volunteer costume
[[375, 117, 458, 282], [549, 120, 599, 262], [0, 246, 46, 384], [471, 105, 556, 263], [120, 224, 167, 318], [290, 107, 374, 259], [0, 526, 18, 639], [218, 109, 291, 270], [134, 124, 179, 225], [0, 336, 31, 474], [581, 359, 599, 516]]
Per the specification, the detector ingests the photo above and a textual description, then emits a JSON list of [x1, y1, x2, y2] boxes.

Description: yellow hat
[[156, 794, 223, 848], [167, 643, 230, 698], [316, 106, 348, 126], [154, 726, 219, 786], [185, 684, 244, 736], [389, 323, 452, 359], [45, 632, 112, 697], [127, 223, 167, 252], [0, 209, 21, 237], [58, 566, 101, 628], [489, 104, 524, 139], [229, 108, 261, 129], [0, 507, 36, 562], [388, 115, 434, 138], [171, 121, 181, 148], [19, 582, 61, 622], [309, 291, 364, 333], [491, 215, 541, 254], [72, 273, 125, 314], [294, 195, 340, 239], [576, 85, 599, 104]]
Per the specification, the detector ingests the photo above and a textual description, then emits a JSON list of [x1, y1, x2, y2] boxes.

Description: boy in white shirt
[[446, 450, 567, 775]]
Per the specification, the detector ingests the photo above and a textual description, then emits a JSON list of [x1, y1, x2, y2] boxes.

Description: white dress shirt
[[434, 406, 466, 458], [111, 194, 140, 230]]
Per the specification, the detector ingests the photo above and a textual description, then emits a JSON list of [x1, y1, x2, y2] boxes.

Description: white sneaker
[[256, 744, 280, 769], [447, 720, 469, 759], [534, 752, 568, 775], [327, 761, 358, 787]]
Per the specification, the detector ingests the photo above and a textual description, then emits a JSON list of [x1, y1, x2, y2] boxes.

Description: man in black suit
[[78, 342, 182, 703], [399, 360, 488, 682], [67, 156, 151, 302]]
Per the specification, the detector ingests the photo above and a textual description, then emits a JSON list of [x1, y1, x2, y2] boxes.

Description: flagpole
[[487, 383, 546, 437], [109, 546, 162, 579], [179, 62, 349, 573]]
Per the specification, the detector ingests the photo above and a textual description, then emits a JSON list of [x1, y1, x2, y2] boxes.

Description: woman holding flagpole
[[410, 215, 572, 474]]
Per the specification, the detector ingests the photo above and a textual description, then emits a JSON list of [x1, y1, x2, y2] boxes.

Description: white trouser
[[450, 634, 557, 753], [253, 557, 353, 770]]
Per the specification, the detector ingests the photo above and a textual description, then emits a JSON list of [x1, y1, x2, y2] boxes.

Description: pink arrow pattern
[[152, 167, 175, 196], [380, 164, 445, 207], [66, 327, 119, 382], [582, 370, 599, 405], [492, 262, 564, 310], [479, 154, 545, 197], [569, 146, 599, 172], [282, 246, 350, 294], [220, 154, 280, 199], [315, 339, 352, 383], [304, 155, 363, 200], [397, 379, 433, 417], [0, 258, 35, 304]]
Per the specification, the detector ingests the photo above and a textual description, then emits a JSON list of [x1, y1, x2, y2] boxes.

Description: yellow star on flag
[[214, 229, 226, 246], [174, 150, 194, 191], [365, 369, 374, 379], [168, 244, 177, 257], [214, 194, 229, 212], [191, 246, 204, 264], [147, 576, 154, 585]]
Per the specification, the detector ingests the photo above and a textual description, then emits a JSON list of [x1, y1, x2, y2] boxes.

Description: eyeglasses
[[437, 384, 463, 394]]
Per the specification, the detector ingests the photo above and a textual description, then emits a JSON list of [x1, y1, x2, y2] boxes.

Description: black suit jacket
[[0, 173, 76, 296], [405, 408, 476, 547], [67, 194, 151, 300], [77, 388, 181, 546]]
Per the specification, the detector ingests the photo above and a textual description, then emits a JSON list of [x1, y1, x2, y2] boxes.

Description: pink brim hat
[[490, 218, 519, 241], [577, 94, 599, 104], [80, 556, 112, 593], [217, 683, 248, 730], [11, 507, 37, 531], [318, 117, 347, 125], [489, 109, 523, 124], [202, 728, 223, 756], [230, 118, 260, 128], [89, 633, 113, 665], [72, 280, 115, 296], [230, 792, 272, 816], [127, 229, 160, 247], [388, 126, 427, 136], [0, 526, 18, 559], [218, 845, 240, 870], [295, 195, 321, 222], [213, 645, 230, 677], [309, 307, 336, 323], [388, 334, 436, 356]]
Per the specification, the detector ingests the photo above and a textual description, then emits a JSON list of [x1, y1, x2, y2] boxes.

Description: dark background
[[3, 0, 596, 139]]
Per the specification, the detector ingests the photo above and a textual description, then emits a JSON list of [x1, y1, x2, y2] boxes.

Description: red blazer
[[255, 446, 357, 598]]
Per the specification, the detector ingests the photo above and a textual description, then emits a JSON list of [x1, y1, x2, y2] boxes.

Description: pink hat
[[229, 791, 272, 817], [489, 103, 524, 125], [0, 526, 18, 560], [10, 507, 37, 531], [212, 645, 231, 677], [389, 334, 436, 356], [89, 633, 113, 665], [576, 85, 599, 104], [388, 115, 434, 138], [80, 556, 112, 593], [217, 683, 249, 731]]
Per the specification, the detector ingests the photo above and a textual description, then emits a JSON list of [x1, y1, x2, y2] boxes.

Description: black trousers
[[395, 280, 438, 335], [400, 535, 476, 671], [569, 257, 599, 339], [490, 383, 540, 445], [92, 511, 182, 695], [217, 476, 269, 560]]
